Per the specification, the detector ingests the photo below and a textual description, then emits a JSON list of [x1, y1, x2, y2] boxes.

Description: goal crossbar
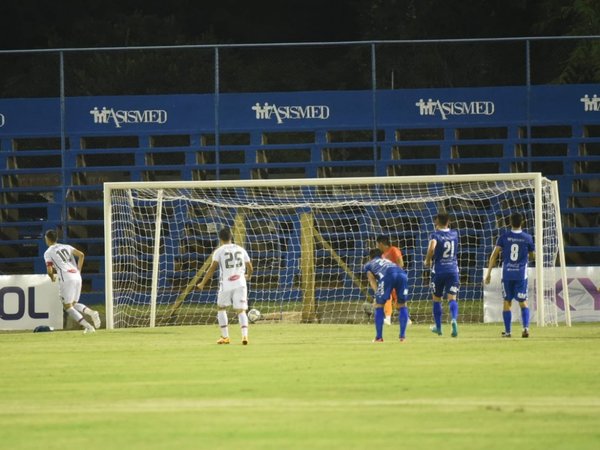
[[103, 173, 548, 191]]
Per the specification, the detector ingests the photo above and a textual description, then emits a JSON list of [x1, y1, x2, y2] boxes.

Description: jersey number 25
[[224, 251, 243, 269]]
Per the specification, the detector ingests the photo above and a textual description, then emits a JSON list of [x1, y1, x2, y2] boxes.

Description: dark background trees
[[0, 0, 599, 97]]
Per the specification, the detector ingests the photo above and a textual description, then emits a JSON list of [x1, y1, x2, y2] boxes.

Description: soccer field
[[1, 324, 599, 450]]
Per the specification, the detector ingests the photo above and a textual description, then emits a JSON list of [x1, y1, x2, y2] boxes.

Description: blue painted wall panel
[[2, 84, 599, 135]]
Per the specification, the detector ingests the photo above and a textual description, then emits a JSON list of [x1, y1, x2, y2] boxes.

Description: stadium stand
[[1, 84, 599, 305]]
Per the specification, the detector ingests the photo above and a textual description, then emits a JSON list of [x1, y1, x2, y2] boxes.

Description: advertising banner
[[219, 90, 372, 130], [2, 83, 599, 136], [377, 86, 526, 126], [483, 267, 600, 323], [68, 94, 214, 134], [0, 275, 63, 331], [0, 98, 60, 136]]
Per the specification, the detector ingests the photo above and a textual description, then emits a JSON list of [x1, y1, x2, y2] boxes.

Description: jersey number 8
[[510, 243, 520, 261]]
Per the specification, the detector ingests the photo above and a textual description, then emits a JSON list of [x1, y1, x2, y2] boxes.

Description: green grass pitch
[[1, 323, 599, 449]]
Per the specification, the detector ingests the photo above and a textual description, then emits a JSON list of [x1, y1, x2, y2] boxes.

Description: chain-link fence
[[2, 36, 598, 97]]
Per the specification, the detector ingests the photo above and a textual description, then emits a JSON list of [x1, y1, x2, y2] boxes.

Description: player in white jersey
[[197, 227, 253, 345], [43, 230, 101, 334]]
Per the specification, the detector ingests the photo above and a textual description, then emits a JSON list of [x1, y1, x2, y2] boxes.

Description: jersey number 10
[[56, 249, 71, 263]]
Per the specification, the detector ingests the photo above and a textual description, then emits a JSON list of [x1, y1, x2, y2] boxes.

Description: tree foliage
[[0, 0, 598, 97], [532, 0, 600, 83]]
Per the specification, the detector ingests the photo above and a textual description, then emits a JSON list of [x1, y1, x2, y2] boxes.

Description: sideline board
[[0, 275, 63, 330], [484, 267, 600, 323]]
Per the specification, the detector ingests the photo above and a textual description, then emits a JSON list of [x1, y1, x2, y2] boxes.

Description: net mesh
[[107, 177, 560, 328]]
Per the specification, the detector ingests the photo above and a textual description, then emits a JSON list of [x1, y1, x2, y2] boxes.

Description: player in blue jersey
[[424, 212, 460, 337], [485, 212, 535, 338], [364, 249, 410, 342]]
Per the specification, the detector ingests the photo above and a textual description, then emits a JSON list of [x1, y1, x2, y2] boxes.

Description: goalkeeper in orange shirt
[[377, 235, 406, 325]]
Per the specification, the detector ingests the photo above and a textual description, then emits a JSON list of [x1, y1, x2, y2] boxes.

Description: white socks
[[74, 303, 93, 317], [238, 312, 249, 338], [218, 310, 249, 339], [217, 310, 229, 338], [66, 307, 93, 330]]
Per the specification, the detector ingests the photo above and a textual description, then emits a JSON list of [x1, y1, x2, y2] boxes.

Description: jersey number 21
[[443, 241, 455, 258]]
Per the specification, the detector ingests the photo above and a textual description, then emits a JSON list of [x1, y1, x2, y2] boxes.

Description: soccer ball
[[247, 308, 261, 323]]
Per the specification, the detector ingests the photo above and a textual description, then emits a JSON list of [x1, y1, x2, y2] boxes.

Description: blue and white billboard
[[1, 84, 599, 136]]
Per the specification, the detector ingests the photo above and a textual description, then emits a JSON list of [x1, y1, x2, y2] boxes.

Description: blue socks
[[433, 301, 442, 330], [521, 306, 530, 328], [399, 306, 409, 338], [503, 310, 512, 333], [503, 306, 528, 333], [374, 307, 384, 339], [449, 300, 458, 321], [374, 306, 409, 340]]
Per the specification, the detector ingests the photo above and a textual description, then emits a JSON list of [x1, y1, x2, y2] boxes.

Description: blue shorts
[[375, 271, 408, 305], [431, 272, 460, 299], [502, 279, 528, 302]]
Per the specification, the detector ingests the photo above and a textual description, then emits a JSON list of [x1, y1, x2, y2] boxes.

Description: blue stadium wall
[[1, 84, 599, 304]]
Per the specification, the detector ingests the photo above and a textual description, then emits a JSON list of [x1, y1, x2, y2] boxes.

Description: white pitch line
[[1, 397, 600, 415]]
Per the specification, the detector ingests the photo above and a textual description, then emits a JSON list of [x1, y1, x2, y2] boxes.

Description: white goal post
[[103, 173, 570, 329]]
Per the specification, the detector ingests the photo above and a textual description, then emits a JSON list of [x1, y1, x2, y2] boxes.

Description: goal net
[[104, 174, 569, 329]]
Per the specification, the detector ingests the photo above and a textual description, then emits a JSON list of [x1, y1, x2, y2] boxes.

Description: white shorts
[[59, 275, 82, 305], [217, 286, 248, 310]]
